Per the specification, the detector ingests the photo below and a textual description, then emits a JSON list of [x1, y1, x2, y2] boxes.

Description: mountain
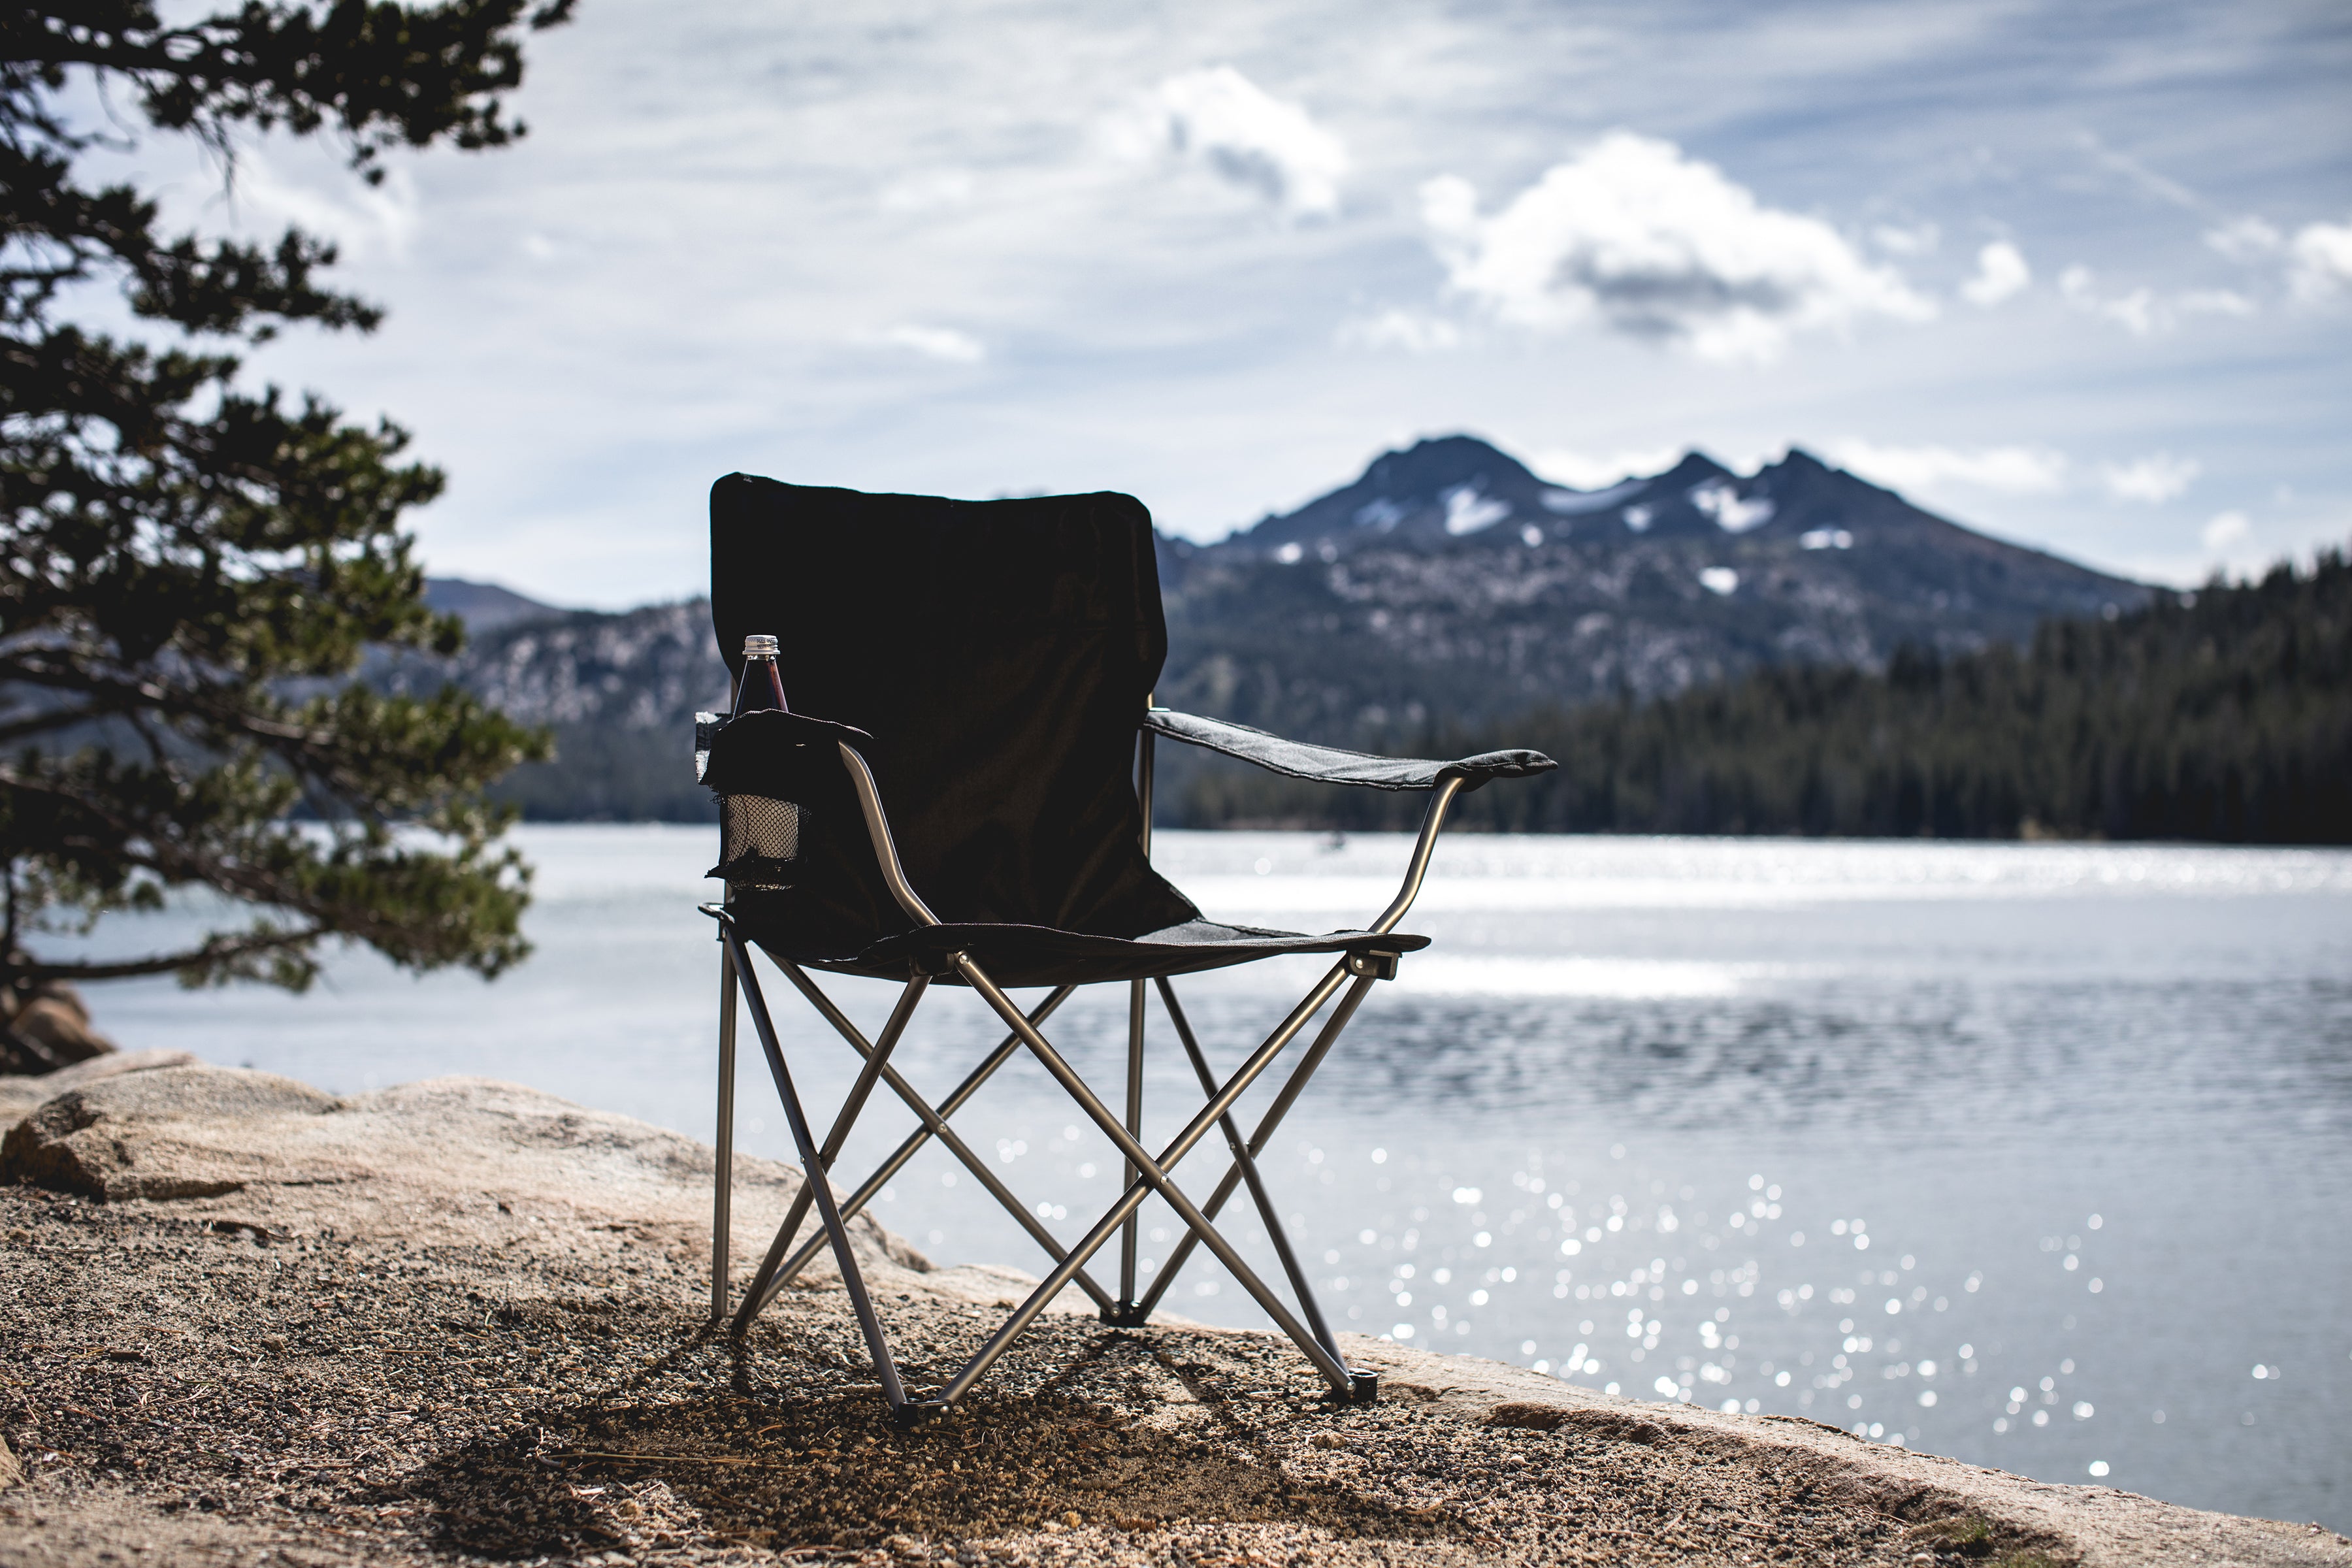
[[421, 577, 566, 636], [403, 436, 2155, 819], [385, 599, 730, 821], [1155, 435, 2151, 738], [1181, 551, 2352, 843]]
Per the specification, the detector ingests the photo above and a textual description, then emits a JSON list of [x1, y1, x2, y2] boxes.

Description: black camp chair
[[698, 474, 1554, 1425]]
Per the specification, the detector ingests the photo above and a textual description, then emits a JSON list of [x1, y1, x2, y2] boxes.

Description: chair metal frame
[[704, 719, 1467, 1426]]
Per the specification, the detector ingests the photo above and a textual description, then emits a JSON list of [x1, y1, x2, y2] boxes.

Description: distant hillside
[[410, 437, 2161, 825], [388, 599, 727, 821], [1158, 435, 2151, 740], [422, 577, 566, 636], [1177, 552, 2352, 845]]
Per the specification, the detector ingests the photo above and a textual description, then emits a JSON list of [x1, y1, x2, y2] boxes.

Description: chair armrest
[[1142, 709, 1555, 794], [699, 708, 875, 794], [699, 710, 941, 928]]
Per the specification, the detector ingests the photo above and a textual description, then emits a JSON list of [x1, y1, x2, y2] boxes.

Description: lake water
[[79, 826, 2352, 1531]]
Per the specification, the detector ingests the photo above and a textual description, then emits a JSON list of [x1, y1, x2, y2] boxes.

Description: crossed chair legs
[[704, 913, 1397, 1425]]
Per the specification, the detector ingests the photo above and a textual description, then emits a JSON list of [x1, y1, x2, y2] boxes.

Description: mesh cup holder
[[716, 793, 803, 892]]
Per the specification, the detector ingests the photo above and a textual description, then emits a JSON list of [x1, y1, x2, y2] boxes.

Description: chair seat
[[743, 913, 1429, 988]]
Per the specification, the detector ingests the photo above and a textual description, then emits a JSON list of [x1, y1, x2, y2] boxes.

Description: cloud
[[1827, 439, 2068, 496], [2289, 220, 2352, 301], [1837, 442, 2210, 508], [227, 152, 419, 263], [2201, 214, 2349, 303], [2202, 510, 2251, 550], [878, 324, 985, 363], [1336, 308, 1460, 353], [2178, 289, 2255, 318], [1115, 66, 1349, 218], [2058, 265, 2259, 334], [2059, 265, 2160, 335], [1961, 240, 2030, 308], [2100, 453, 2200, 503], [1871, 222, 1940, 257], [2075, 132, 2203, 212], [1533, 446, 1683, 489], [2204, 217, 2282, 263], [1418, 133, 1933, 363], [878, 169, 975, 214]]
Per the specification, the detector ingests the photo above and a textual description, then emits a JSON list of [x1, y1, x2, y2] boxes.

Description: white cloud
[[1827, 439, 2068, 496], [1115, 65, 1348, 218], [2075, 131, 2202, 212], [2176, 289, 2255, 318], [2204, 217, 2282, 263], [878, 169, 975, 214], [2202, 510, 2251, 550], [2060, 268, 2256, 334], [878, 324, 985, 363], [1871, 222, 1940, 257], [1961, 240, 2030, 308], [1533, 446, 1682, 490], [2289, 220, 2352, 301], [1418, 131, 1933, 363], [2059, 265, 2160, 335], [228, 152, 419, 263], [1837, 442, 2210, 508], [2100, 453, 2200, 503], [1336, 308, 1461, 353], [2197, 214, 2349, 305]]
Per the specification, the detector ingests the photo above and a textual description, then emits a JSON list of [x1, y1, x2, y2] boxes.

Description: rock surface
[[1, 1065, 2345, 1568], [2, 1063, 919, 1275], [0, 982, 118, 1075], [0, 1047, 199, 1136]]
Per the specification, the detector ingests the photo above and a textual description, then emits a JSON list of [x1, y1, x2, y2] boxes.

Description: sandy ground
[[3, 1060, 2347, 1568]]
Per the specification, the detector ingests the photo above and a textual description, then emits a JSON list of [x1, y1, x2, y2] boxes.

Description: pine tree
[[1, 2, 574, 1068]]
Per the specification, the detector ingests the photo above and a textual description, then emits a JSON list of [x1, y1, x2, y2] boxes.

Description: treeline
[[1173, 550, 2352, 844]]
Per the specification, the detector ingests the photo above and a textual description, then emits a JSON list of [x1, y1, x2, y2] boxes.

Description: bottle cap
[[741, 634, 780, 659]]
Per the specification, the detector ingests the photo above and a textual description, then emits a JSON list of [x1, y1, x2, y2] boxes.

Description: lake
[[80, 825, 2352, 1530]]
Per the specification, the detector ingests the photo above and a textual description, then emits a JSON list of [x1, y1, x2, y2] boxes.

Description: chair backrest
[[709, 474, 1197, 954]]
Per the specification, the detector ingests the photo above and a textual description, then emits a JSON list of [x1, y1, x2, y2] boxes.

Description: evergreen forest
[[1171, 551, 2352, 845]]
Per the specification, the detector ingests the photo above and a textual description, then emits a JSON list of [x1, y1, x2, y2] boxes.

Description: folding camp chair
[[697, 475, 1554, 1425]]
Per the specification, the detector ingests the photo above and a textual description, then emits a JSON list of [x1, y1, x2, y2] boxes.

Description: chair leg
[[710, 930, 1385, 1417], [1154, 977, 1343, 1363], [1115, 977, 1146, 1322], [736, 966, 1114, 1324], [721, 928, 909, 1413], [712, 943, 738, 1322], [950, 953, 1359, 1399], [729, 975, 927, 1334], [1135, 973, 1378, 1321]]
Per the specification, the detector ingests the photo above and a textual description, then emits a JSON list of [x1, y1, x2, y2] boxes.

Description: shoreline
[[3, 1057, 2347, 1567]]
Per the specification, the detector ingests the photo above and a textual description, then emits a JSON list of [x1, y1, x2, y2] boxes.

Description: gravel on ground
[[3, 1062, 2345, 1568]]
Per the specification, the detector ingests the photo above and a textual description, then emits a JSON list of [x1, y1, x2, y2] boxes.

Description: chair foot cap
[[1348, 1369, 1380, 1403], [890, 1399, 954, 1429], [1100, 1302, 1152, 1327]]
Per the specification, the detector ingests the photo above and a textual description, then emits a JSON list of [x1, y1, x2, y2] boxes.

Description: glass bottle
[[734, 633, 789, 715]]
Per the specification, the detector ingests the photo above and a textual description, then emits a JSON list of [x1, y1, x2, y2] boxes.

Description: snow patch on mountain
[[1443, 484, 1512, 535], [1691, 482, 1776, 532], [1542, 480, 1646, 515]]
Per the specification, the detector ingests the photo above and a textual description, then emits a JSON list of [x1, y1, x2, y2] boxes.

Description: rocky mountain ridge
[[387, 596, 728, 820], [1154, 436, 2148, 735], [415, 435, 2153, 818]]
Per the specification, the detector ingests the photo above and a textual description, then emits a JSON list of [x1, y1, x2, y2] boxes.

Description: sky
[[103, 0, 2352, 607]]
